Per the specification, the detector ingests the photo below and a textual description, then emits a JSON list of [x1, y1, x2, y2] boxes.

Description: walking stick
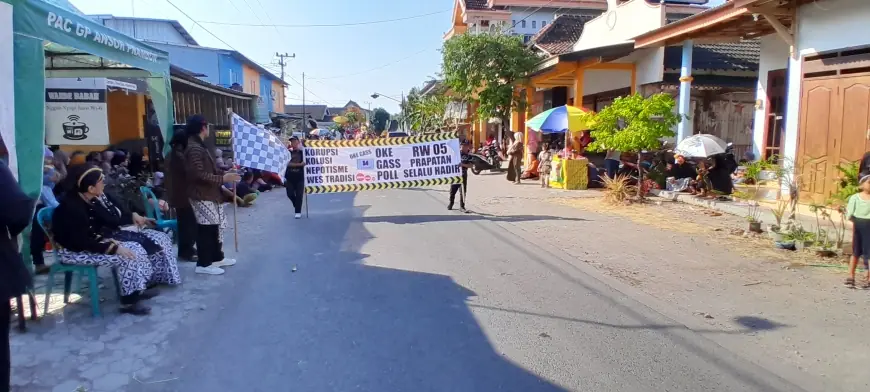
[[305, 190, 310, 218], [458, 176, 467, 212], [227, 107, 239, 252], [232, 176, 239, 252]]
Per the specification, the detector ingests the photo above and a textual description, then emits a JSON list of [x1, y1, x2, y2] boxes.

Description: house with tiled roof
[[632, 0, 870, 204], [443, 0, 721, 148], [515, 0, 763, 157], [445, 0, 611, 42]]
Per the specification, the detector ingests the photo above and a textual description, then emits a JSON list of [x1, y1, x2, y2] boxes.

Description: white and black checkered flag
[[231, 113, 291, 176]]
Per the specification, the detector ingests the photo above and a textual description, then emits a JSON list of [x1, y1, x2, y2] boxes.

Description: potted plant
[[746, 203, 763, 233], [758, 156, 784, 181], [788, 226, 815, 251], [768, 200, 787, 241]]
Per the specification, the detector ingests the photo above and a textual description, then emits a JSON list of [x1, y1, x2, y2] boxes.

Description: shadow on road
[[280, 193, 569, 391], [470, 304, 790, 335], [356, 213, 588, 225], [158, 192, 569, 392]]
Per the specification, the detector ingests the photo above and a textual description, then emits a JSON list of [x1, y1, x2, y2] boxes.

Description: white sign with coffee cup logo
[[45, 78, 109, 145]]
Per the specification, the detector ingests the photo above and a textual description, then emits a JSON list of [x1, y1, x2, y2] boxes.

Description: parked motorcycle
[[479, 144, 502, 172], [467, 153, 495, 175]]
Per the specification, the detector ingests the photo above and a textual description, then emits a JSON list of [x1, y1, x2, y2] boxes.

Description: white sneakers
[[294, 213, 302, 219], [195, 259, 237, 275], [195, 266, 224, 275], [213, 258, 237, 267]]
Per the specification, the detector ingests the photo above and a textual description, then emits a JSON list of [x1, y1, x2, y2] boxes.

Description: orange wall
[[272, 80, 285, 113], [108, 91, 145, 144], [242, 64, 260, 95]]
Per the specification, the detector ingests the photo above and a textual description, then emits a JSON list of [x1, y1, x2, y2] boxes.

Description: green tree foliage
[[442, 33, 538, 125], [587, 93, 680, 154], [406, 94, 449, 132], [371, 108, 391, 132], [587, 93, 680, 197]]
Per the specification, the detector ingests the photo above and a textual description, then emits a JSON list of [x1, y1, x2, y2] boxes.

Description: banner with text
[[45, 78, 110, 146], [304, 133, 462, 194]]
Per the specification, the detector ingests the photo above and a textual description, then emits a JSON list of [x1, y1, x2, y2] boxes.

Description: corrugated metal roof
[[88, 15, 199, 45]]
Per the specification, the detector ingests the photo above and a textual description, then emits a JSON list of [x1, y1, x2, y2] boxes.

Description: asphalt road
[[129, 188, 806, 392]]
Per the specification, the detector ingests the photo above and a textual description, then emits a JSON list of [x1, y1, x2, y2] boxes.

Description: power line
[[223, 0, 242, 14], [284, 73, 334, 106], [164, 0, 333, 106], [250, 0, 283, 38], [164, 0, 239, 51], [308, 48, 434, 80], [503, 0, 558, 33], [198, 9, 448, 28]]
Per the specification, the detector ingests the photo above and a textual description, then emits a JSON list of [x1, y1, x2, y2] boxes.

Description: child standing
[[845, 174, 870, 288], [538, 143, 553, 188]]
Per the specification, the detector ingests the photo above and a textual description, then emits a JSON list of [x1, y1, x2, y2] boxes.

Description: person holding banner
[[284, 136, 306, 219], [448, 140, 475, 212], [183, 115, 241, 276]]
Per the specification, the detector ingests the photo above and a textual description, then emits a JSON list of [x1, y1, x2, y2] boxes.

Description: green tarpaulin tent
[[2, 0, 174, 269]]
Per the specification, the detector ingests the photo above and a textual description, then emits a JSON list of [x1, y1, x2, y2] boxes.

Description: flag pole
[[304, 139, 310, 219], [227, 108, 239, 252]]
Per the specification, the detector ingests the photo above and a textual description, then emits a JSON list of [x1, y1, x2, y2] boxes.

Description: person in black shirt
[[860, 151, 870, 178], [448, 140, 474, 212], [667, 154, 696, 180], [284, 136, 306, 219]]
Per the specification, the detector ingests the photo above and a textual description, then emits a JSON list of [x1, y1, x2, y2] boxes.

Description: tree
[[442, 33, 538, 132], [586, 93, 681, 198], [371, 108, 391, 132], [406, 94, 449, 133], [343, 107, 364, 128]]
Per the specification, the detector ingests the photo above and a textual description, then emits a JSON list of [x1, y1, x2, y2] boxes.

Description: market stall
[[525, 105, 594, 190], [4, 0, 172, 198]]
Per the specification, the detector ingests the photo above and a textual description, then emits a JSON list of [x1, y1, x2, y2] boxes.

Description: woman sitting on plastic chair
[[92, 188, 181, 287], [51, 165, 180, 315]]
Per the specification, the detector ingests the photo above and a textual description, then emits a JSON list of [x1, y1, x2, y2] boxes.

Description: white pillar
[[677, 40, 694, 142]]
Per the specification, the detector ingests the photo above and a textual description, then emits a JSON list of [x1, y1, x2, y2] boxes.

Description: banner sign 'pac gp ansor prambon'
[[303, 133, 462, 194]]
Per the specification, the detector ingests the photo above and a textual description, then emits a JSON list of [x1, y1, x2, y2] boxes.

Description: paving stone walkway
[[9, 261, 224, 392]]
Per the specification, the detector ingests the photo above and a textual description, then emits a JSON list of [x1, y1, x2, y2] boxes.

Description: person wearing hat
[[845, 174, 870, 288], [184, 115, 241, 276], [285, 136, 306, 219], [448, 139, 474, 212]]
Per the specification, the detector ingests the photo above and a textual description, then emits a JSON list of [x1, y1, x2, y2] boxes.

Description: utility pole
[[301, 72, 306, 136], [275, 52, 296, 81]]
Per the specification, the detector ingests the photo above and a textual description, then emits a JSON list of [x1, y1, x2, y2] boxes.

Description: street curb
[[421, 187, 825, 392]]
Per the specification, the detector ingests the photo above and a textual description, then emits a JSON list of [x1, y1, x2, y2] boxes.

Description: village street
[[11, 173, 869, 392]]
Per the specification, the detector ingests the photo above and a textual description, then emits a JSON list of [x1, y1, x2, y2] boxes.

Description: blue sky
[[70, 0, 728, 113], [71, 0, 450, 113]]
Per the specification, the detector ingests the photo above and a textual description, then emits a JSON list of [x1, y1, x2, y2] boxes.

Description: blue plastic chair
[[139, 186, 178, 238], [37, 207, 121, 317]]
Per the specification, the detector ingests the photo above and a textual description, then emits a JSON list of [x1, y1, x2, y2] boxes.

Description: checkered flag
[[231, 113, 291, 176]]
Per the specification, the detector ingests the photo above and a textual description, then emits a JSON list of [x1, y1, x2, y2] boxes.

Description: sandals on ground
[[845, 277, 856, 288]]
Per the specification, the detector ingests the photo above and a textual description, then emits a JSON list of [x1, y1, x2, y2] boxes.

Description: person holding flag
[[284, 136, 306, 219], [184, 115, 241, 276]]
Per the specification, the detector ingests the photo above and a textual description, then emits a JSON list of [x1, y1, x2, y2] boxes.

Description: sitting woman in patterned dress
[[91, 186, 182, 287], [52, 165, 166, 315]]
